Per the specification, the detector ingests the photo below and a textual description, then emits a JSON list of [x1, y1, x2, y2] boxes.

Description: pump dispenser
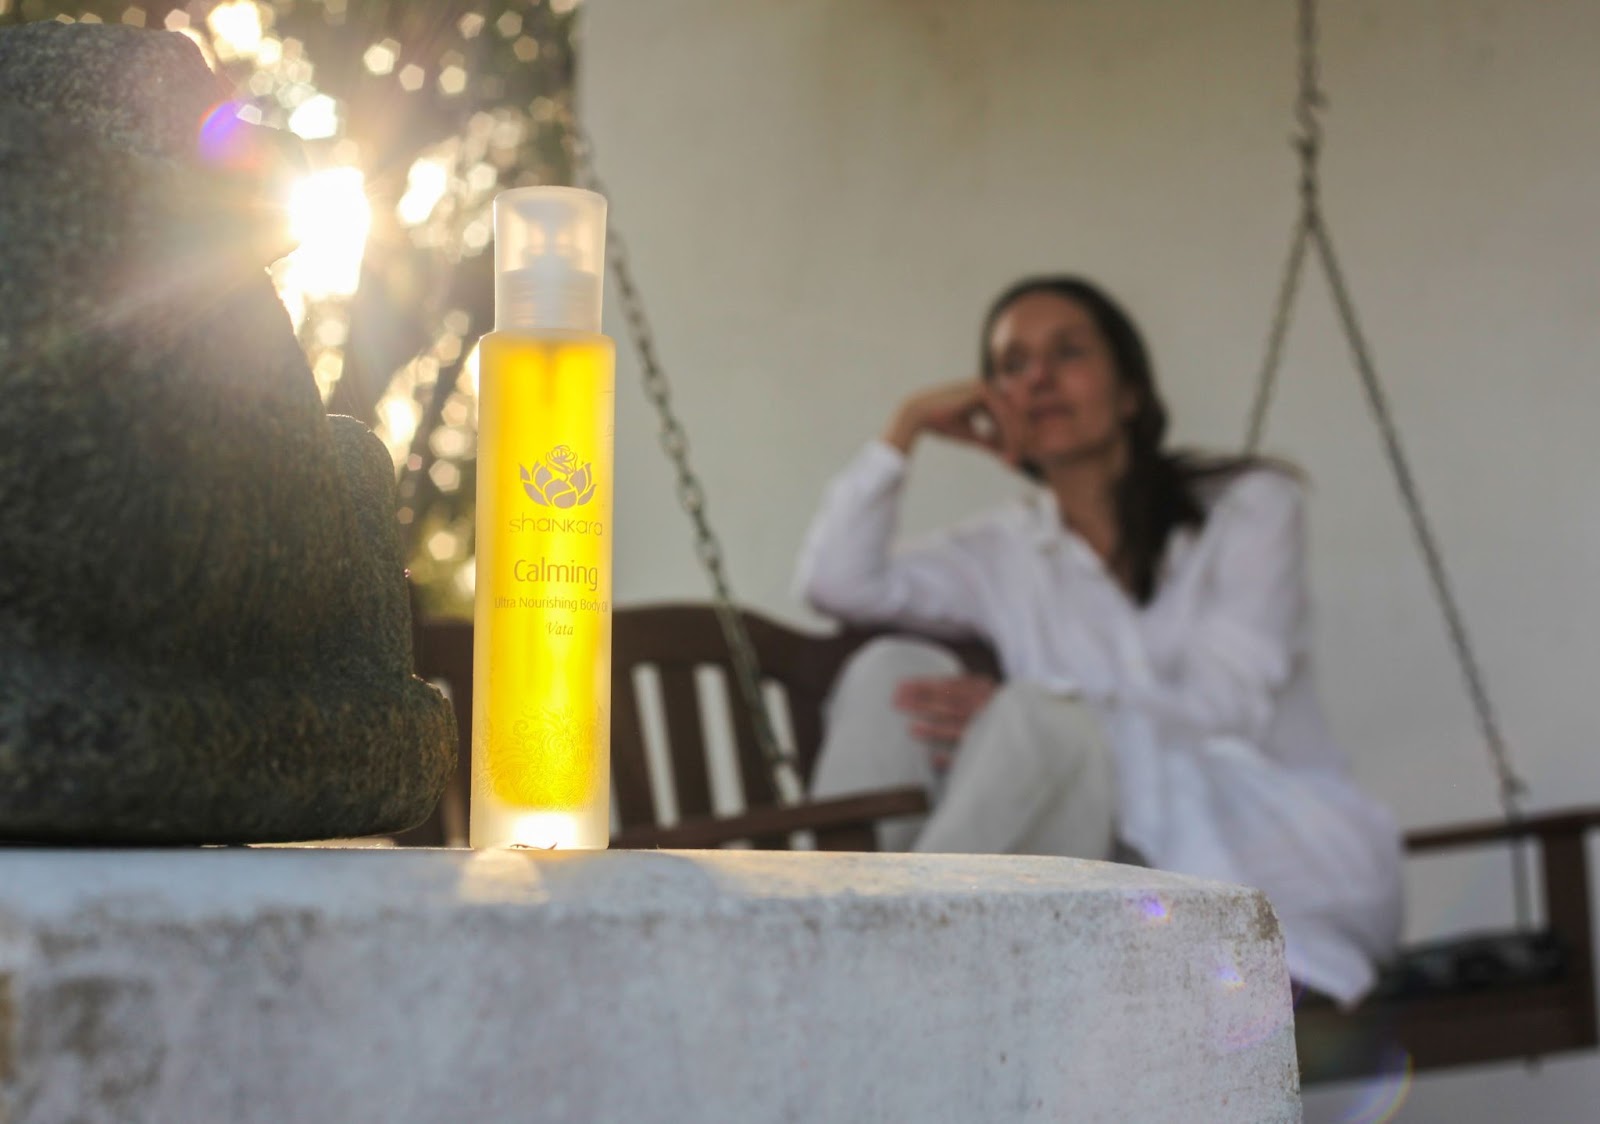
[[493, 188, 605, 333], [471, 187, 614, 850]]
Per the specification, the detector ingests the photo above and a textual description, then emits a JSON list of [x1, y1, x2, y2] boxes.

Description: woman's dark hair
[[979, 276, 1271, 606]]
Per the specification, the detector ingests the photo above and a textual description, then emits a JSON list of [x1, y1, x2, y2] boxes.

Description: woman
[[795, 276, 1403, 1007]]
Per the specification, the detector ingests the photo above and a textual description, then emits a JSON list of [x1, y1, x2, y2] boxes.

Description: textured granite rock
[[0, 23, 456, 842]]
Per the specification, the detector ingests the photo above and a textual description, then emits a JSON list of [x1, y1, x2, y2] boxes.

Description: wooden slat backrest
[[655, 664, 713, 820], [606, 660, 656, 829], [609, 604, 867, 833]]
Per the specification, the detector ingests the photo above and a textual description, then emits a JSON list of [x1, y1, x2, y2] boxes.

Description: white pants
[[809, 637, 1117, 858]]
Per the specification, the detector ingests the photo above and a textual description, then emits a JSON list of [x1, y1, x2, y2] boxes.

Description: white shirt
[[795, 439, 1404, 1005]]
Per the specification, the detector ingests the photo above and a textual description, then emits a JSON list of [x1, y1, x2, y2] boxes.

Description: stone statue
[[0, 22, 456, 843]]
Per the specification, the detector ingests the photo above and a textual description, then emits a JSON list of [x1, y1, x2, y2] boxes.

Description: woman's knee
[[966, 683, 1109, 775], [831, 635, 963, 702]]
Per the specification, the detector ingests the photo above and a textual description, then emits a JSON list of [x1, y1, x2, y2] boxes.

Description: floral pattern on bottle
[[485, 703, 605, 806]]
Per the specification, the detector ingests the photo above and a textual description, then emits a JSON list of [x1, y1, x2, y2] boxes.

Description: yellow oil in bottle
[[471, 330, 614, 849]]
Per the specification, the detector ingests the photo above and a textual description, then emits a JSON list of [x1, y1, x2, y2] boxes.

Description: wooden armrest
[[612, 788, 929, 850], [1404, 806, 1600, 854], [1401, 806, 1599, 972]]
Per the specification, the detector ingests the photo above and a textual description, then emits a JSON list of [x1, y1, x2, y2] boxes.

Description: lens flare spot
[[197, 101, 249, 166], [1215, 958, 1245, 991], [1334, 1046, 1414, 1124]]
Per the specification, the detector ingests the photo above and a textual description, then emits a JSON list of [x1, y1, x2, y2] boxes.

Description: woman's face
[[986, 291, 1135, 470]]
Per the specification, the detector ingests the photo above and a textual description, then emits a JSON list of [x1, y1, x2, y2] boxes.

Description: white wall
[[582, 2, 1600, 1118]]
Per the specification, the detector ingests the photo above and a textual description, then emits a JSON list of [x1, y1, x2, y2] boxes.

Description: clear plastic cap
[[493, 186, 607, 333]]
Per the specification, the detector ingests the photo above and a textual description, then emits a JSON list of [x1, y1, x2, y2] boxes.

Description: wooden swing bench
[[409, 602, 1600, 1086]]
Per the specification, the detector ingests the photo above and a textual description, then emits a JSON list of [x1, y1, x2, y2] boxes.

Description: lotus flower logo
[[521, 444, 597, 508]]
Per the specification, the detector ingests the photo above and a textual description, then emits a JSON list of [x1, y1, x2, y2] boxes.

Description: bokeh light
[[287, 93, 339, 139], [362, 38, 397, 75], [207, 0, 262, 60], [398, 156, 450, 226]]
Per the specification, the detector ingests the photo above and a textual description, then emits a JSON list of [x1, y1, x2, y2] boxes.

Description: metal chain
[[1251, 0, 1530, 924], [1243, 215, 1310, 455], [1246, 0, 1324, 455], [563, 122, 803, 796]]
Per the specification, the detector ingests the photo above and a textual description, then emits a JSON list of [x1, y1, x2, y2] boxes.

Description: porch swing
[[411, 0, 1600, 1086]]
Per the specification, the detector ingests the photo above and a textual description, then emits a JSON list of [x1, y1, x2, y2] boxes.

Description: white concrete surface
[[582, 3, 1600, 1118], [0, 849, 1299, 1123]]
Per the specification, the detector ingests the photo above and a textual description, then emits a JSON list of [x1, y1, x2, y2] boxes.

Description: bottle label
[[492, 442, 612, 618]]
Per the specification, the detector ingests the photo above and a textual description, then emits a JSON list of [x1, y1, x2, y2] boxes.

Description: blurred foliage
[[1, 0, 583, 618]]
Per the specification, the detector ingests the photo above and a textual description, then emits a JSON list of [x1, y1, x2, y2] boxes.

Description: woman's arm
[[796, 380, 1017, 636], [1120, 469, 1309, 743], [793, 439, 990, 637]]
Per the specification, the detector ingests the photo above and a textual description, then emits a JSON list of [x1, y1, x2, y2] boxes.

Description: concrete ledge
[[0, 849, 1299, 1123]]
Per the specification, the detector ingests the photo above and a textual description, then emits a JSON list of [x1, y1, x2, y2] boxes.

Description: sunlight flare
[[283, 166, 370, 300]]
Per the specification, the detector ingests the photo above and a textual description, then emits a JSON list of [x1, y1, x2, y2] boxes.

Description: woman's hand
[[893, 673, 998, 770], [884, 379, 1024, 464]]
